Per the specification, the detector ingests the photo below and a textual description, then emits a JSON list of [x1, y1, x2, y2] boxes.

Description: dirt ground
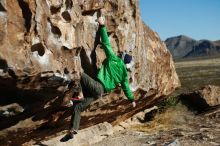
[[173, 57, 220, 96], [94, 105, 220, 146]]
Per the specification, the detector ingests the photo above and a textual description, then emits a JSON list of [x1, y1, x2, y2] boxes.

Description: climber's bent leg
[[70, 97, 95, 131]]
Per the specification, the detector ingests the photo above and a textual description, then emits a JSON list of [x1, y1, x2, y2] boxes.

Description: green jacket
[[97, 26, 134, 101]]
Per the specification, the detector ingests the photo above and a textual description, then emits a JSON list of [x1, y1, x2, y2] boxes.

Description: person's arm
[[98, 17, 117, 59], [121, 79, 134, 101], [121, 80, 136, 107]]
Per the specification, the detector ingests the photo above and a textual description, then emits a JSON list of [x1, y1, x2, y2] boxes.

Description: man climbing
[[60, 16, 136, 142]]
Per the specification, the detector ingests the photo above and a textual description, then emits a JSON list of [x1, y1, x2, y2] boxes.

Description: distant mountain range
[[165, 35, 220, 59]]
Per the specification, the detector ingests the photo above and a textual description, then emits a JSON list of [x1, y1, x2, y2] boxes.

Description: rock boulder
[[180, 85, 220, 112], [0, 0, 180, 145]]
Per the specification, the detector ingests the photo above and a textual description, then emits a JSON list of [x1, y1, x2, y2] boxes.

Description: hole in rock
[[0, 59, 8, 69], [0, 2, 6, 11], [62, 11, 71, 22], [21, 77, 31, 84], [82, 9, 97, 16], [65, 0, 73, 9], [50, 6, 61, 15], [129, 77, 133, 83], [49, 21, 62, 38], [132, 8, 136, 18], [8, 69, 17, 79], [18, 0, 32, 32], [64, 68, 69, 74], [61, 46, 70, 51], [31, 43, 45, 56], [75, 47, 82, 56]]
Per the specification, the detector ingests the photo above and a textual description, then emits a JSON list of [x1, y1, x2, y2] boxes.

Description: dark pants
[[70, 73, 104, 131]]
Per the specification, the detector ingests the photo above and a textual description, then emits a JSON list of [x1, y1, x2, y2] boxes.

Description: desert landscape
[[0, 0, 219, 146]]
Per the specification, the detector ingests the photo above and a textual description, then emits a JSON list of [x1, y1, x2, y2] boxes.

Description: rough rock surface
[[201, 85, 220, 106], [0, 0, 180, 145], [180, 85, 220, 112]]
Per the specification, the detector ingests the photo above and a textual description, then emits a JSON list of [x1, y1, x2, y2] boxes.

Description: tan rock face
[[0, 0, 180, 144], [201, 85, 220, 106], [180, 85, 220, 112]]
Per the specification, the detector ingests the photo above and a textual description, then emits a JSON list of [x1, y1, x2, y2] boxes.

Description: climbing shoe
[[60, 133, 74, 142]]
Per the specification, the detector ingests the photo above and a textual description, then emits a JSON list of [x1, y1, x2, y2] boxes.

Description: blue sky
[[139, 0, 220, 41]]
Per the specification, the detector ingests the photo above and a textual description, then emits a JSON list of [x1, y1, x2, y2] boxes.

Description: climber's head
[[121, 52, 134, 71]]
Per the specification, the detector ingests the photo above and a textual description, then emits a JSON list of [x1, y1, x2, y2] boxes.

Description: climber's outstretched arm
[[98, 17, 117, 60]]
